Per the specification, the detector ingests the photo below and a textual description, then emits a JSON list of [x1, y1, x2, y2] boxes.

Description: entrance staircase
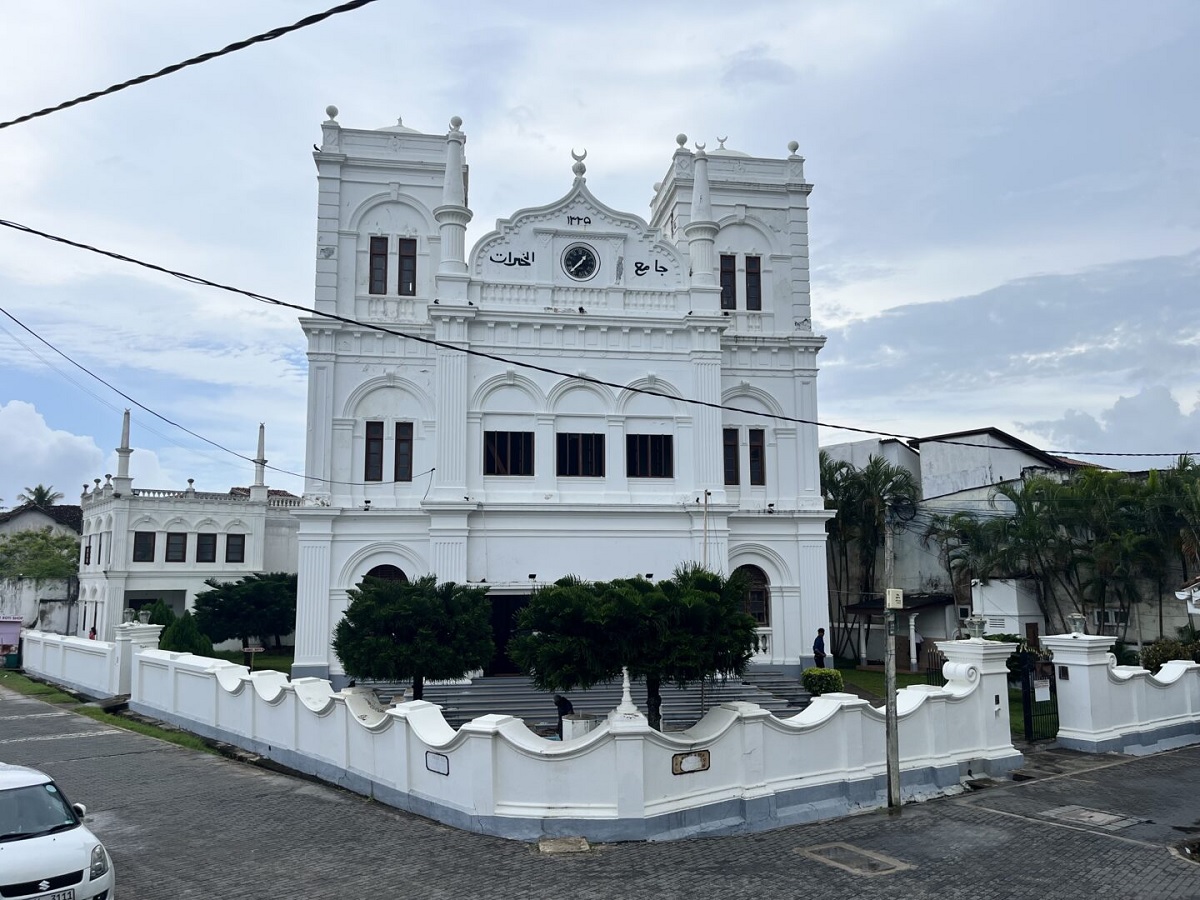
[[363, 669, 811, 732]]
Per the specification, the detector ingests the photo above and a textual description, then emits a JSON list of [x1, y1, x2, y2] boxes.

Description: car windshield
[[0, 782, 79, 842]]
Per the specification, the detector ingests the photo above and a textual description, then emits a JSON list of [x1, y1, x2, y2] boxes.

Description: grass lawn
[[0, 670, 215, 755], [835, 665, 929, 700], [210, 648, 294, 673]]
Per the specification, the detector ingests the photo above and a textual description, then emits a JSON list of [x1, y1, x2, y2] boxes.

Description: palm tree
[[17, 484, 63, 508], [820, 451, 859, 648], [854, 456, 919, 599]]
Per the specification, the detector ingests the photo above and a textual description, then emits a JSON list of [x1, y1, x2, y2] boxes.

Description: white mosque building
[[290, 108, 831, 683]]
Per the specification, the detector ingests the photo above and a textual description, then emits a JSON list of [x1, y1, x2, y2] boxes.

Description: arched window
[[735, 564, 770, 626], [364, 564, 408, 583]]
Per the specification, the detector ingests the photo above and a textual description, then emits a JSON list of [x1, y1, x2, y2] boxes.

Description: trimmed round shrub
[[159, 610, 214, 657], [801, 667, 844, 695]]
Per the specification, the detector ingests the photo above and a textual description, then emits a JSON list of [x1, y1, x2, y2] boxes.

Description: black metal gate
[[924, 647, 947, 687], [1016, 650, 1058, 742]]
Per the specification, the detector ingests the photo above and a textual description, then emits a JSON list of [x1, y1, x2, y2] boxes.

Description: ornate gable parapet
[[469, 175, 687, 312]]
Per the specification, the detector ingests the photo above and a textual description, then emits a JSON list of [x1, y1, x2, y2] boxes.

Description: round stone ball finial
[[676, 133, 688, 147], [450, 115, 463, 129], [325, 105, 339, 120], [787, 139, 800, 155]]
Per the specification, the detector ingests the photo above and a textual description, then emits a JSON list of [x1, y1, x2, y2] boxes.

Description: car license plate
[[36, 891, 74, 900]]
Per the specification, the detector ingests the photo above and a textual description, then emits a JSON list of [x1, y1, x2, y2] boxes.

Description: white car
[[0, 764, 115, 899]]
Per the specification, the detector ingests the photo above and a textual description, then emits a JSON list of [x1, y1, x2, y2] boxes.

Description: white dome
[[376, 117, 422, 134]]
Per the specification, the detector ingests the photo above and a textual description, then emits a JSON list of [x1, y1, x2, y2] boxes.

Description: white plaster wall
[[1044, 633, 1200, 754], [919, 436, 1045, 500], [24, 630, 1023, 839], [21, 630, 116, 697]]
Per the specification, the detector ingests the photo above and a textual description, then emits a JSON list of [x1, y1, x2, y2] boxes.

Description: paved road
[[1, 685, 1198, 899]]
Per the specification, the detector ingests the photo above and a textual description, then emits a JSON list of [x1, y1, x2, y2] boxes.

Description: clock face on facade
[[562, 243, 599, 281]]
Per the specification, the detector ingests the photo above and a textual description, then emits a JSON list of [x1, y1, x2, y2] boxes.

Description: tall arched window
[[364, 564, 408, 583], [735, 564, 770, 626]]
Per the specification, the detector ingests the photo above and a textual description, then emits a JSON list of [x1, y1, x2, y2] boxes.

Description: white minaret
[[249, 423, 268, 502], [683, 143, 719, 298], [434, 115, 472, 301], [112, 409, 134, 496]]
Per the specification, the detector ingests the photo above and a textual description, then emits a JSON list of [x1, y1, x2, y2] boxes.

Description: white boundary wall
[[24, 632, 1023, 841], [1043, 633, 1200, 755], [21, 624, 163, 700], [21, 630, 118, 697]]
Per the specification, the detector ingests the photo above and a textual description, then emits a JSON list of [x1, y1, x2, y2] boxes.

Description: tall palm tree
[[855, 456, 919, 598], [17, 484, 63, 508]]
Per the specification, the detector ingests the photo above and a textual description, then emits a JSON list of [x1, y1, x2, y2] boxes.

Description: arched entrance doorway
[[363, 564, 408, 583], [734, 564, 770, 626]]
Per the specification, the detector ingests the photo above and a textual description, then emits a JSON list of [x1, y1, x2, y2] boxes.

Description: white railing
[[479, 283, 538, 306]]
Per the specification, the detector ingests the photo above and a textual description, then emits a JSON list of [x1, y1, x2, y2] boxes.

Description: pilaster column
[[428, 508, 470, 583], [430, 309, 476, 498], [292, 509, 338, 680], [534, 414, 555, 493]]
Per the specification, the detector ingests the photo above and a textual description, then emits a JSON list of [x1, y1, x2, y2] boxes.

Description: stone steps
[[362, 672, 809, 730]]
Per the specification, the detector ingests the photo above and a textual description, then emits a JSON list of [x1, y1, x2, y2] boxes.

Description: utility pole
[[884, 511, 902, 811]]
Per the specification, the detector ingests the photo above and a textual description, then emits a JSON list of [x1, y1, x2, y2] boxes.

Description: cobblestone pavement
[[2, 686, 1198, 899]]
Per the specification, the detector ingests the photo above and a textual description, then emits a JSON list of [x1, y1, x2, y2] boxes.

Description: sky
[[2, 0, 1199, 507]]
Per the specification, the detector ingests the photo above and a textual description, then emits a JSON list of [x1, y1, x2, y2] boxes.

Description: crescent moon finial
[[694, 141, 706, 151], [571, 148, 588, 162]]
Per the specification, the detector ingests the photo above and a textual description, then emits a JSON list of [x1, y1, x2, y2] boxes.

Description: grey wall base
[[25, 671, 114, 703], [130, 700, 1023, 843], [290, 664, 330, 682], [1057, 722, 1200, 756]]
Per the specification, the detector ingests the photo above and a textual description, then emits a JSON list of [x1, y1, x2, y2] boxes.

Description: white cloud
[[0, 401, 104, 507], [2, 0, 1200, 488], [1021, 386, 1200, 461]]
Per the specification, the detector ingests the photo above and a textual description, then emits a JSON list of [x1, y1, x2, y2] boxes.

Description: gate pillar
[[937, 638, 1022, 773], [1042, 633, 1124, 752]]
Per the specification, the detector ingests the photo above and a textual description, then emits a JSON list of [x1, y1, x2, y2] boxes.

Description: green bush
[[801, 667, 844, 695], [144, 600, 176, 627], [1140, 638, 1200, 673], [159, 611, 214, 657]]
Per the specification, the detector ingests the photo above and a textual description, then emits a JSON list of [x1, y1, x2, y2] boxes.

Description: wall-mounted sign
[[672, 750, 711, 775], [425, 751, 450, 776], [1034, 679, 1051, 703]]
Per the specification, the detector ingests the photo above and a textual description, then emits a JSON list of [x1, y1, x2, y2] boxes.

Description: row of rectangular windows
[[369, 237, 417, 296], [367, 240, 762, 308], [720, 254, 761, 311], [364, 426, 765, 483], [131, 531, 246, 564]]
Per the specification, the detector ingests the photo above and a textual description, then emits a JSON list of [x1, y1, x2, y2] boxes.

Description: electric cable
[[2, 305, 380, 489], [2, 217, 1194, 460], [0, 0, 382, 130]]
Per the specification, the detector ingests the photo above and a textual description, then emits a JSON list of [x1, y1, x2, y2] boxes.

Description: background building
[[77, 412, 299, 639], [0, 501, 81, 634], [291, 111, 830, 682]]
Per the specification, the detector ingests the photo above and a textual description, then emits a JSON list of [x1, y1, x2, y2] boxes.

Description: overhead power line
[[0, 0, 381, 131], [0, 216, 1195, 462]]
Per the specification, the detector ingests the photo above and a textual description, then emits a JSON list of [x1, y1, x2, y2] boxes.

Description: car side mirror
[[72, 802, 87, 818]]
